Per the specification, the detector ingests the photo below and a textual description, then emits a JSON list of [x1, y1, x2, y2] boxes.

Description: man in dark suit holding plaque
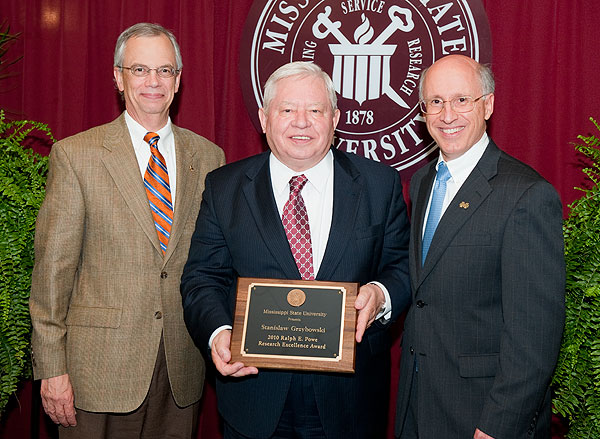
[[181, 61, 410, 439], [395, 55, 565, 439]]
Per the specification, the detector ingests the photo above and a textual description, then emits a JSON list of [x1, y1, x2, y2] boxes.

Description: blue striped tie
[[422, 162, 451, 265], [143, 132, 173, 255]]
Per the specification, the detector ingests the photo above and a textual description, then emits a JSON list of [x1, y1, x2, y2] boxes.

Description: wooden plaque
[[230, 277, 358, 373]]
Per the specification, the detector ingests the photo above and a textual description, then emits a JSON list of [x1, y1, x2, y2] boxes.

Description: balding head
[[419, 55, 495, 161]]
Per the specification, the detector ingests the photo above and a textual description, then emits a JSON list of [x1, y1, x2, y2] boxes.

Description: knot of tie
[[435, 161, 451, 186], [144, 132, 160, 149], [289, 174, 308, 194]]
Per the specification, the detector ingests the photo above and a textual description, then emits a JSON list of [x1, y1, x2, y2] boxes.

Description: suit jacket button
[[160, 271, 168, 279], [409, 347, 415, 354], [154, 311, 163, 319], [416, 300, 426, 308]]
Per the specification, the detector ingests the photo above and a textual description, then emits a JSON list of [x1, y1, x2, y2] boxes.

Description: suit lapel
[[242, 150, 361, 280], [101, 114, 162, 254], [164, 126, 198, 263], [410, 161, 436, 290], [416, 142, 500, 289], [242, 154, 301, 279], [316, 150, 361, 280]]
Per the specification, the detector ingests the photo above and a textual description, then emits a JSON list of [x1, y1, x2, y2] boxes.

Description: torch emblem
[[313, 6, 415, 108]]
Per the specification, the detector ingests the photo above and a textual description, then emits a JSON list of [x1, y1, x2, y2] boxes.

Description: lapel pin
[[459, 201, 469, 209]]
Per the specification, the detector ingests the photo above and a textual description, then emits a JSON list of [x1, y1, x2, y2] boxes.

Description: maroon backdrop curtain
[[2, 0, 598, 437]]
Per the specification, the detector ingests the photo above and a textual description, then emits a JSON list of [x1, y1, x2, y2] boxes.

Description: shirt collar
[[270, 150, 333, 197], [124, 110, 173, 146], [436, 132, 489, 184]]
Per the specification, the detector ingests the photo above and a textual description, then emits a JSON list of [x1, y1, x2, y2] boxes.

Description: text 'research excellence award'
[[230, 278, 358, 372]]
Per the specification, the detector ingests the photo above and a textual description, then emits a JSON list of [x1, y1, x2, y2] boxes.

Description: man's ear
[[113, 67, 124, 92], [258, 108, 267, 134], [174, 70, 181, 93], [484, 93, 494, 121], [332, 108, 341, 129]]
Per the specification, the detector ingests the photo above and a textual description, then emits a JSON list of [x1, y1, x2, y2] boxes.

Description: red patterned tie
[[143, 132, 173, 255], [282, 175, 315, 280]]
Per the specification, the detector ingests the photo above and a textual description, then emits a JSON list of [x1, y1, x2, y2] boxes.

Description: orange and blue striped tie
[[143, 132, 173, 255]]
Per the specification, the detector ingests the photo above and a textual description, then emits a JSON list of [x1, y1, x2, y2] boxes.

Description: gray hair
[[262, 62, 337, 114], [419, 59, 495, 100], [114, 23, 182, 70]]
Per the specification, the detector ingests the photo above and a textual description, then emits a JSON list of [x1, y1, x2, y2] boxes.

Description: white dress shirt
[[422, 132, 489, 236], [124, 111, 177, 206], [270, 150, 334, 275]]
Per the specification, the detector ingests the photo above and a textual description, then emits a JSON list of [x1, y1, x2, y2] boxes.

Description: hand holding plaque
[[230, 278, 358, 373], [211, 329, 259, 378], [354, 282, 387, 343]]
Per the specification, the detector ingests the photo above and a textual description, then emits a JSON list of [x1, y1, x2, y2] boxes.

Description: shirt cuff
[[369, 281, 392, 322], [208, 325, 233, 350]]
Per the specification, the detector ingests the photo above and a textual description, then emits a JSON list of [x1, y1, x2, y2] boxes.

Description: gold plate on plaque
[[230, 278, 358, 373]]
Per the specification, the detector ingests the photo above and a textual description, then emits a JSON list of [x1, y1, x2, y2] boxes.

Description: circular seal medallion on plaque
[[239, 0, 491, 178], [287, 288, 307, 307]]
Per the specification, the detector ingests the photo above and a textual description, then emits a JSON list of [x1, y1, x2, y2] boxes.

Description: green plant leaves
[[0, 110, 52, 414], [553, 117, 600, 437]]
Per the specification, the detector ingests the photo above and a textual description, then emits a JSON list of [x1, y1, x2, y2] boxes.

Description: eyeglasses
[[118, 64, 180, 78], [419, 94, 489, 115]]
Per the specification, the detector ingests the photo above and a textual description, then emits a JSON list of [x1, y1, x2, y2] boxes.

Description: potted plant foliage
[[0, 111, 53, 414], [0, 21, 54, 414], [553, 117, 600, 437]]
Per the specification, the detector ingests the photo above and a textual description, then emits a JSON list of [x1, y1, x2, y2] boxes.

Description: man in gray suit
[[395, 55, 565, 438], [30, 23, 224, 438]]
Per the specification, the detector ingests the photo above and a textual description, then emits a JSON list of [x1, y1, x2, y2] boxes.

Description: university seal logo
[[240, 0, 491, 178]]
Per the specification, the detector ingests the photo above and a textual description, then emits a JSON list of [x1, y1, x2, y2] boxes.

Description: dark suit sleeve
[[181, 172, 235, 354], [375, 170, 411, 323], [478, 180, 565, 438]]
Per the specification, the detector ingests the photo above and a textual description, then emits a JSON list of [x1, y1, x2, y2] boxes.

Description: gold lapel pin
[[459, 201, 469, 209]]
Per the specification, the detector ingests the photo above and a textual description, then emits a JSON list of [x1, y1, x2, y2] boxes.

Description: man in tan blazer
[[29, 23, 224, 438]]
